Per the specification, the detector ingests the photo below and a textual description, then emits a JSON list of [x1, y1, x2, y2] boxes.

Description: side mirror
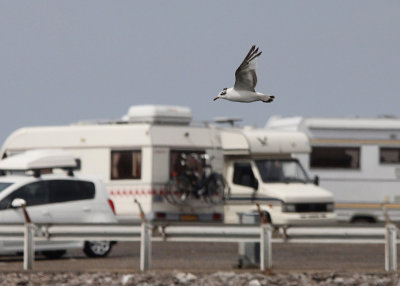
[[11, 198, 31, 223], [252, 178, 259, 191], [313, 175, 319, 186], [11, 198, 27, 208]]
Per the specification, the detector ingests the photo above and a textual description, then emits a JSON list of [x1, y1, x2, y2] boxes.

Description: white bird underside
[[214, 45, 275, 103], [223, 88, 274, 103]]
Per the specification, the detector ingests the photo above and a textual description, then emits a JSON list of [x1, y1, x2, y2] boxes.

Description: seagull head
[[214, 88, 228, 101]]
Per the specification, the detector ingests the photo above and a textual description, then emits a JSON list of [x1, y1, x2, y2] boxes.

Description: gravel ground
[[0, 271, 399, 286]]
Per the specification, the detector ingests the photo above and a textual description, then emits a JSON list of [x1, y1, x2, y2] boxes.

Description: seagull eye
[[223, 88, 227, 90]]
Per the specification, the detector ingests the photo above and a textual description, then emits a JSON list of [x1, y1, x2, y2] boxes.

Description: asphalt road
[[0, 241, 394, 273]]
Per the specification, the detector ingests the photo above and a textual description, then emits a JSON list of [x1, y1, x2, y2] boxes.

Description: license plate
[[180, 214, 198, 221]]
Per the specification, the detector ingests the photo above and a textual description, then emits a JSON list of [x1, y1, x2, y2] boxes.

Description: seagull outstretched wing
[[234, 45, 262, 92]]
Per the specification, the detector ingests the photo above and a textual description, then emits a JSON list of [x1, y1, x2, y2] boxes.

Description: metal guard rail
[[0, 223, 398, 272]]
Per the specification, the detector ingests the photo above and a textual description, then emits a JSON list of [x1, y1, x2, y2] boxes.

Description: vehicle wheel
[[42, 250, 66, 259], [83, 241, 112, 258], [351, 217, 375, 224]]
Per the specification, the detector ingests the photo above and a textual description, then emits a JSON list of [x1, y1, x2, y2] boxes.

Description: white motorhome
[[266, 116, 400, 223], [220, 126, 336, 225], [0, 105, 225, 223]]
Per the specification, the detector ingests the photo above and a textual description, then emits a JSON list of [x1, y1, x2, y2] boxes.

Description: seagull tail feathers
[[261, 95, 275, 103]]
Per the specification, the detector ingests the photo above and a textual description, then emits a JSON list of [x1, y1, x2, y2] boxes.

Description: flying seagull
[[214, 45, 275, 103]]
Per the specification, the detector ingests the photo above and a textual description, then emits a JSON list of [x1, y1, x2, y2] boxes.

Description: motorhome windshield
[[0, 182, 12, 193], [255, 159, 310, 183]]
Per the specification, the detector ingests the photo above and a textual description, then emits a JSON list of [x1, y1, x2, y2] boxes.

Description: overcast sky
[[0, 1, 399, 143]]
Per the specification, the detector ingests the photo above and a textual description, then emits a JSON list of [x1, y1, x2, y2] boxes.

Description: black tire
[[351, 217, 375, 224], [83, 241, 112, 258], [42, 250, 66, 259]]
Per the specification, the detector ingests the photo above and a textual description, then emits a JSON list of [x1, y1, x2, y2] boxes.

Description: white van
[[0, 149, 117, 258], [266, 116, 400, 223], [220, 127, 336, 225], [0, 105, 226, 223]]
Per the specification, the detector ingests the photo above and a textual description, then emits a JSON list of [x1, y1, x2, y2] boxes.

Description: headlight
[[326, 203, 334, 212], [283, 203, 296, 212]]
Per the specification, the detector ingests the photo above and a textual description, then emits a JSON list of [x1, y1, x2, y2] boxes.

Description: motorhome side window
[[380, 148, 400, 164], [111, 150, 142, 180], [310, 147, 360, 169], [170, 150, 205, 178], [233, 162, 256, 188]]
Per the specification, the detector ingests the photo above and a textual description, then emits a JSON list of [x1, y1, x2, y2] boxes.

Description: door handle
[[83, 207, 91, 212]]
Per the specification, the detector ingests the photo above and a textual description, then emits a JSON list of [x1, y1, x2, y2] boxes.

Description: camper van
[[220, 126, 336, 225], [0, 105, 226, 223], [266, 116, 400, 223]]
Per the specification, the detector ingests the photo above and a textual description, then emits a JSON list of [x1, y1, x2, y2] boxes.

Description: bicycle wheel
[[203, 173, 226, 205], [165, 175, 192, 205]]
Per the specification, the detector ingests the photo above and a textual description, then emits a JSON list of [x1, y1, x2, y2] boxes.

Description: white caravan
[[220, 126, 335, 225], [0, 105, 225, 223], [266, 116, 400, 223]]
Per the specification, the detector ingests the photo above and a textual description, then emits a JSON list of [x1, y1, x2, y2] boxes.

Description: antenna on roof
[[213, 117, 242, 127]]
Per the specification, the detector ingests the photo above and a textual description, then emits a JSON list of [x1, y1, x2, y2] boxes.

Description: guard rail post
[[140, 222, 151, 271], [385, 223, 397, 272], [260, 223, 272, 271], [23, 222, 35, 271]]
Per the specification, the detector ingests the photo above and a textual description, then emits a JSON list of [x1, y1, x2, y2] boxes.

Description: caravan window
[[380, 148, 400, 164], [310, 147, 360, 169], [170, 150, 206, 178], [111, 150, 142, 180]]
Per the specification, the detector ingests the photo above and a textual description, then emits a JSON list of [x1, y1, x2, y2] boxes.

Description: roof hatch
[[123, 105, 192, 125]]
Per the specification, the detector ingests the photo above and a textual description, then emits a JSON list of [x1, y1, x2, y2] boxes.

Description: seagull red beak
[[213, 96, 220, 101]]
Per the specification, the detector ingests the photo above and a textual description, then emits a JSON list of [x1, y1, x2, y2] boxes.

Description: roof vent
[[123, 105, 192, 125]]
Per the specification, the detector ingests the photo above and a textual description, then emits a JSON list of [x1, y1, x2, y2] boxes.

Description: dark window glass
[[310, 147, 360, 169], [75, 159, 82, 170], [255, 159, 309, 183], [380, 148, 400, 164], [0, 181, 49, 210], [0, 182, 12, 194], [111, 150, 141, 180], [170, 150, 206, 178], [233, 162, 256, 187], [48, 180, 95, 203]]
